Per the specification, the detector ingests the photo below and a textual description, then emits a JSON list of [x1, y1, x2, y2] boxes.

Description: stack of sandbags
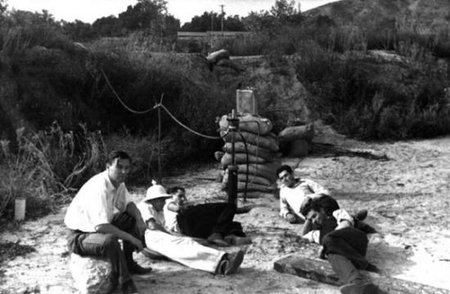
[[217, 113, 281, 198], [278, 123, 314, 157]]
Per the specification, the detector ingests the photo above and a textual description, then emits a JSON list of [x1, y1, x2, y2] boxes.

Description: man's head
[[276, 165, 295, 187], [145, 184, 171, 211], [300, 198, 325, 227], [106, 150, 132, 187], [167, 186, 186, 206]]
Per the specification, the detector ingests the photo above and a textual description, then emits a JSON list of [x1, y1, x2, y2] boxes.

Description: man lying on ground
[[276, 165, 374, 235], [137, 183, 245, 275], [164, 186, 252, 246], [64, 150, 151, 294], [300, 196, 384, 294]]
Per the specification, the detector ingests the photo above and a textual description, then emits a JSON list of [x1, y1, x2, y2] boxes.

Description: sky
[[5, 0, 341, 25]]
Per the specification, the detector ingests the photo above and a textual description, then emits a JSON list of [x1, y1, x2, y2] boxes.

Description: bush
[[0, 123, 105, 220]]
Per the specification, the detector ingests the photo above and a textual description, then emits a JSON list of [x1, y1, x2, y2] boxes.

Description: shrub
[[0, 123, 105, 220]]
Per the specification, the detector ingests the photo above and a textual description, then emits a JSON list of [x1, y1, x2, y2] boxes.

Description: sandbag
[[218, 114, 273, 135], [279, 124, 314, 143], [238, 191, 274, 199], [286, 139, 309, 157], [222, 142, 281, 161], [237, 173, 273, 186], [220, 152, 267, 167], [237, 163, 280, 182], [222, 130, 279, 152], [237, 182, 275, 193], [206, 49, 230, 64]]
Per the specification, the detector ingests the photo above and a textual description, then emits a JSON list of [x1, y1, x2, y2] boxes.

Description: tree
[[270, 0, 297, 18], [0, 0, 7, 15], [181, 12, 245, 32]]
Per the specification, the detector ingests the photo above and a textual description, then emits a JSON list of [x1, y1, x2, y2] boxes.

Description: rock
[[69, 253, 114, 294]]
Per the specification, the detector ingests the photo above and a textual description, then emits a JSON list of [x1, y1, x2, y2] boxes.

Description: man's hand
[[129, 236, 144, 252]]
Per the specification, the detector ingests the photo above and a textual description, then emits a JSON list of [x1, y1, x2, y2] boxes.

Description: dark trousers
[[67, 212, 143, 284], [322, 227, 369, 284], [176, 202, 244, 239]]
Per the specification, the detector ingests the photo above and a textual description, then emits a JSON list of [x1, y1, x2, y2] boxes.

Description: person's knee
[[103, 234, 121, 252]]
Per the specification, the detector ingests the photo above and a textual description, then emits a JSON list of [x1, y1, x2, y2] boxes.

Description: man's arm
[[126, 202, 147, 237], [306, 179, 330, 198], [279, 191, 290, 218], [95, 223, 144, 251], [146, 218, 168, 233]]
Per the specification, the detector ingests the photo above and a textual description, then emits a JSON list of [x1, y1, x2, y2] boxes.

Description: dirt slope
[[1, 131, 450, 293]]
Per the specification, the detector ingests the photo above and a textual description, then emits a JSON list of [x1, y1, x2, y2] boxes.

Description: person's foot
[[354, 209, 368, 221], [223, 250, 245, 275], [207, 233, 229, 247], [224, 235, 252, 246], [122, 279, 139, 294], [127, 262, 153, 275], [355, 221, 377, 234], [340, 282, 379, 294]]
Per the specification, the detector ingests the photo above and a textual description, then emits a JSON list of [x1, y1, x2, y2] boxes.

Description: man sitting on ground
[[276, 165, 372, 235], [164, 186, 251, 246], [137, 183, 245, 275], [64, 150, 151, 294], [300, 197, 384, 294]]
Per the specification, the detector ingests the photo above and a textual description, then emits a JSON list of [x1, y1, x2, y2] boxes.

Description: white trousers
[[144, 230, 225, 273]]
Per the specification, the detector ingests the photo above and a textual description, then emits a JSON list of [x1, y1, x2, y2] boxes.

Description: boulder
[[69, 253, 114, 294]]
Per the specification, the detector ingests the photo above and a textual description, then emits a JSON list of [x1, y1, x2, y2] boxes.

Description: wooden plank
[[273, 255, 450, 294]]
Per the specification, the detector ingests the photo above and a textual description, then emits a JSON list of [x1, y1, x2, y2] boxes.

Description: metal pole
[[227, 109, 239, 205]]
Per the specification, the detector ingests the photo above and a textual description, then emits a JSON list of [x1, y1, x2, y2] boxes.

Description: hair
[[300, 197, 322, 217], [167, 186, 185, 194], [276, 165, 293, 177], [107, 150, 132, 165]]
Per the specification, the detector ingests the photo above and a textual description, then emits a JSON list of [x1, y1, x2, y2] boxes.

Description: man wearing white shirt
[[65, 150, 151, 294], [276, 165, 334, 224]]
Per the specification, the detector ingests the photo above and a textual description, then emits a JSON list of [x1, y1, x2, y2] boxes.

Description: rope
[[154, 103, 224, 140], [101, 69, 155, 114]]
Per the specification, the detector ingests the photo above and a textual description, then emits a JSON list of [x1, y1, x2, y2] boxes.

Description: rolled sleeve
[[332, 209, 354, 228]]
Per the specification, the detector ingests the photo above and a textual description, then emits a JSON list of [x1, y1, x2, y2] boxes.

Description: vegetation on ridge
[[0, 0, 450, 222]]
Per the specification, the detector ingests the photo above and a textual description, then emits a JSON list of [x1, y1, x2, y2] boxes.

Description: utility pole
[[211, 11, 214, 31], [220, 4, 225, 33]]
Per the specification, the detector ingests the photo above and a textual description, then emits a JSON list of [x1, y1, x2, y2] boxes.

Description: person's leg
[[328, 254, 364, 285], [144, 229, 225, 273], [112, 212, 151, 274], [74, 232, 132, 286], [322, 228, 370, 269], [177, 203, 232, 238]]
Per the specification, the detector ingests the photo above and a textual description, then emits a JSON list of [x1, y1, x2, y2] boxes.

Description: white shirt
[[279, 178, 330, 219], [137, 201, 166, 227], [64, 170, 129, 232], [163, 199, 180, 233]]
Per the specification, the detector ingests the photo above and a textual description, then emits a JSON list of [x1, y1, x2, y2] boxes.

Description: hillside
[[304, 0, 450, 34]]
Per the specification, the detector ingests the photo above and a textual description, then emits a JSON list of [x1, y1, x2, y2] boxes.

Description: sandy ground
[[1, 131, 450, 294]]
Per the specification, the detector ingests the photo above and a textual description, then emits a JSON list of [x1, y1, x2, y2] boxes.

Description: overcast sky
[[6, 0, 341, 24]]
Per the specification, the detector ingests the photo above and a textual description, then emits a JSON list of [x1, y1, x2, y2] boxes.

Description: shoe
[[223, 250, 245, 275], [122, 279, 139, 294], [355, 221, 377, 234], [340, 282, 379, 294], [128, 262, 153, 275], [224, 235, 252, 246], [354, 209, 368, 221], [207, 233, 229, 247]]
